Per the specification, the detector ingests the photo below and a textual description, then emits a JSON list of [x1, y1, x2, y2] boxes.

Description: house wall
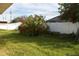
[[0, 22, 22, 30], [47, 22, 79, 34]]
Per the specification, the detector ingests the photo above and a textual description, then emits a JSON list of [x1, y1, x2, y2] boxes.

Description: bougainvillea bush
[[19, 15, 48, 36]]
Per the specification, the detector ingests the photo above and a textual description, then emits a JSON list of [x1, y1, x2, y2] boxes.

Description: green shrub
[[11, 16, 26, 23], [19, 15, 48, 36]]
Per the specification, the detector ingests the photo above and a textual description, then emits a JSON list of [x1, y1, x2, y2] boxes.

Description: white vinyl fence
[[47, 22, 79, 34], [0, 22, 22, 30]]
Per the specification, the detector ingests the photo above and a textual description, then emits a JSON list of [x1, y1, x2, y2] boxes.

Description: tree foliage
[[58, 3, 79, 23], [11, 16, 26, 23]]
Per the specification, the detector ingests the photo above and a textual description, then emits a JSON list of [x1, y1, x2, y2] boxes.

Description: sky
[[0, 3, 60, 22]]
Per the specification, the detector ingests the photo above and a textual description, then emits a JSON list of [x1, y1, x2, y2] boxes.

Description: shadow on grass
[[1, 31, 78, 49], [0, 38, 6, 48]]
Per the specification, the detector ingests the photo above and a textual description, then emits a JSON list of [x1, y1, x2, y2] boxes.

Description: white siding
[[47, 22, 79, 34], [0, 22, 22, 30]]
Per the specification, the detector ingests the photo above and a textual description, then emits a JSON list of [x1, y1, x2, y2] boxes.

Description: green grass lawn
[[0, 30, 78, 56]]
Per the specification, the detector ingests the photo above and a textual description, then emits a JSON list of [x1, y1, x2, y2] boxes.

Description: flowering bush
[[19, 15, 48, 36]]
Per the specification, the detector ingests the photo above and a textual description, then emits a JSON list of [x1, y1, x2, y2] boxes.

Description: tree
[[58, 3, 79, 23], [59, 3, 79, 40], [11, 16, 26, 23]]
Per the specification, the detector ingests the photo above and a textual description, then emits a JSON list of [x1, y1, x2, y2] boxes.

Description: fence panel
[[47, 22, 79, 34], [0, 22, 22, 30]]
